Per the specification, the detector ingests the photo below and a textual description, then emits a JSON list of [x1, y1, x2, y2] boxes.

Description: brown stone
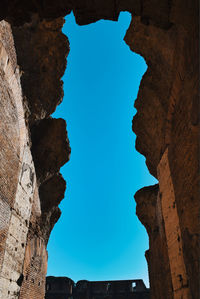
[[12, 17, 70, 123], [31, 118, 71, 183], [0, 1, 199, 298], [135, 185, 173, 299]]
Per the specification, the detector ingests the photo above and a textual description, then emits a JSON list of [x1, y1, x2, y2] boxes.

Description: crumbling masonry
[[0, 1, 199, 298], [45, 277, 150, 299]]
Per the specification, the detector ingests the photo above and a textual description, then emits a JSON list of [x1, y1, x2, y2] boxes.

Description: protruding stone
[[31, 118, 71, 183]]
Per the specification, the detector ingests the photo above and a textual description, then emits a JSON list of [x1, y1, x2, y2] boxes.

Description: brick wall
[[0, 20, 42, 298]]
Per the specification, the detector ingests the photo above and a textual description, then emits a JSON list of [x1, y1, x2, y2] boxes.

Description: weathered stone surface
[[0, 1, 199, 299], [0, 16, 70, 299], [31, 118, 71, 183], [39, 173, 66, 243], [45, 277, 150, 299], [125, 16, 178, 177], [0, 0, 72, 26], [128, 5, 198, 298], [125, 4, 199, 296], [0, 21, 37, 298], [39, 174, 66, 214], [19, 236, 47, 299], [135, 185, 159, 235], [12, 18, 69, 123], [135, 185, 173, 299], [73, 0, 119, 25], [45, 276, 74, 299], [158, 149, 191, 298]]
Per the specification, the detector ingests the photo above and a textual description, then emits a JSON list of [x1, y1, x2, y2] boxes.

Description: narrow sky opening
[[47, 11, 157, 287]]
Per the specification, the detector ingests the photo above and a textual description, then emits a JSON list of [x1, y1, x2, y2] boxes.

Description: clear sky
[[47, 11, 157, 287]]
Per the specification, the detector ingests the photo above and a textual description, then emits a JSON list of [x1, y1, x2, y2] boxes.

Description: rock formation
[[0, 1, 199, 298]]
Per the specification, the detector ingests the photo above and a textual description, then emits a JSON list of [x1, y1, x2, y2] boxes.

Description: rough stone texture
[[158, 149, 190, 298], [135, 185, 173, 299], [0, 18, 70, 298], [125, 2, 199, 297], [45, 276, 74, 299], [31, 118, 71, 183], [19, 236, 47, 299], [45, 277, 150, 299], [12, 17, 69, 124], [0, 21, 36, 298], [39, 173, 66, 243], [0, 0, 199, 298]]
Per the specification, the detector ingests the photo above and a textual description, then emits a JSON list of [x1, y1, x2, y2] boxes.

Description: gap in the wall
[[47, 11, 157, 288]]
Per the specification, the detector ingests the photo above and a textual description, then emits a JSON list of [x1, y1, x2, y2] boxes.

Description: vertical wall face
[[0, 18, 70, 299], [158, 149, 190, 298], [135, 185, 174, 299], [0, 21, 38, 298], [125, 2, 199, 296], [19, 237, 47, 299], [0, 1, 199, 298]]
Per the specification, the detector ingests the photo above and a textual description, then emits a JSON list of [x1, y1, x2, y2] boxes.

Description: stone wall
[[45, 277, 150, 299], [0, 18, 70, 299], [0, 1, 199, 298], [0, 21, 39, 298]]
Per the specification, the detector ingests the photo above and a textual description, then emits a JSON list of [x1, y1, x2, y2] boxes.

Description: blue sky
[[47, 11, 157, 287]]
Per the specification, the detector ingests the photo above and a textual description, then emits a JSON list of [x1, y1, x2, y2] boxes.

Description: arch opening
[[47, 11, 157, 288]]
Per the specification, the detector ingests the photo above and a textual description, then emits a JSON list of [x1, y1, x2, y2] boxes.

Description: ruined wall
[[0, 0, 199, 298], [127, 5, 199, 297], [45, 277, 150, 299], [0, 17, 70, 299], [0, 21, 38, 297]]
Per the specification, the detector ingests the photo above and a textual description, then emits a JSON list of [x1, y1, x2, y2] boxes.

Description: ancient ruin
[[0, 0, 199, 298], [45, 276, 150, 299]]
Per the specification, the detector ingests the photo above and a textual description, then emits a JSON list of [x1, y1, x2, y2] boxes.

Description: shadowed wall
[[0, 1, 199, 298]]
